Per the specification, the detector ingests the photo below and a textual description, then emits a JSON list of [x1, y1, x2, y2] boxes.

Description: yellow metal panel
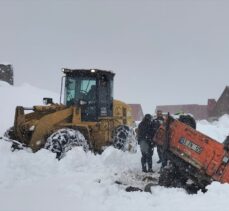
[[29, 107, 73, 151]]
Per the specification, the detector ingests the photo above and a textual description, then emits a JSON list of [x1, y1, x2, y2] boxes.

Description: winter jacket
[[138, 120, 154, 143]]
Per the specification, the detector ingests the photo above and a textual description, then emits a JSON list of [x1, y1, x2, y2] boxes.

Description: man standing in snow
[[137, 114, 155, 173], [153, 110, 165, 164]]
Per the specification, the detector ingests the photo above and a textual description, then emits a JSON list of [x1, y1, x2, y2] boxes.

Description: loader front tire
[[112, 125, 137, 153], [44, 128, 89, 159], [4, 127, 16, 140]]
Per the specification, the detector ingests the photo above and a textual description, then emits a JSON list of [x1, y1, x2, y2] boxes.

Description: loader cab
[[63, 69, 114, 122]]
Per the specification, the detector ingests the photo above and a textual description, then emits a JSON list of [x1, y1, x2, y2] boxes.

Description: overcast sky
[[1, 0, 229, 113]]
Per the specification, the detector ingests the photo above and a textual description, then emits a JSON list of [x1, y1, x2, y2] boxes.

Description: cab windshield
[[65, 76, 96, 106]]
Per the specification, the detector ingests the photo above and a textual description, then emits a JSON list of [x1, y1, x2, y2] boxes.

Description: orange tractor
[[154, 114, 229, 193]]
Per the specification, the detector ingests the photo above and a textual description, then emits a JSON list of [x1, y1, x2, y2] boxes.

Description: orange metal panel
[[154, 119, 229, 184]]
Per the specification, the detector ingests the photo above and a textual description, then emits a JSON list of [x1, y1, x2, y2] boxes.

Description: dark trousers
[[157, 146, 163, 161], [139, 139, 153, 171], [157, 145, 168, 167]]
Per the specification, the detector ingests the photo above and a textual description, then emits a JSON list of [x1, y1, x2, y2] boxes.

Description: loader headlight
[[91, 69, 96, 73]]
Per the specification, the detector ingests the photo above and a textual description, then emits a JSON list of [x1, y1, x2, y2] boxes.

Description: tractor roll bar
[[60, 75, 66, 104]]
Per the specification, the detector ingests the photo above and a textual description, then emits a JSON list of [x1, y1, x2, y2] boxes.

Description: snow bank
[[0, 82, 59, 135], [1, 82, 229, 211], [1, 140, 229, 211], [197, 115, 229, 142]]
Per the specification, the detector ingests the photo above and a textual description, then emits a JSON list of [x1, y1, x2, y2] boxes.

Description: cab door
[[98, 75, 113, 118], [80, 78, 97, 121]]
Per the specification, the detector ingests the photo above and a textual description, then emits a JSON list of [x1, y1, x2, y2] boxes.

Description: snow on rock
[[0, 83, 58, 135]]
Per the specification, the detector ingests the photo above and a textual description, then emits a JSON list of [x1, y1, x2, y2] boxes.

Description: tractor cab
[[62, 69, 114, 122]]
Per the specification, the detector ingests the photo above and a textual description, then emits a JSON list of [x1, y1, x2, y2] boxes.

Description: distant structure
[[128, 104, 144, 122], [156, 104, 208, 120], [208, 86, 229, 120], [0, 64, 14, 85], [156, 86, 229, 120]]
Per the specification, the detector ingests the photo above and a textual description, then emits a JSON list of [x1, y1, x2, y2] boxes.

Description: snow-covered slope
[[0, 82, 229, 211], [0, 81, 59, 135]]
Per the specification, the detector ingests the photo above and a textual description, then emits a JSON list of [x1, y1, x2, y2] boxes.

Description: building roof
[[217, 86, 229, 102], [156, 86, 229, 120], [209, 86, 229, 118], [156, 104, 208, 120]]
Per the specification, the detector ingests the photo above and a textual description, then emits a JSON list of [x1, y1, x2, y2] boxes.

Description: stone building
[[0, 64, 14, 85], [208, 86, 229, 120], [156, 104, 208, 120], [156, 86, 229, 120]]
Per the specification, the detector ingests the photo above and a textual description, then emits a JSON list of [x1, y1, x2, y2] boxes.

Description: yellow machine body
[[13, 100, 134, 152]]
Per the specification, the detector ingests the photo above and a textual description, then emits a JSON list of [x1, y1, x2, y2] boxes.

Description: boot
[[141, 156, 147, 172], [148, 168, 154, 173], [142, 167, 147, 173]]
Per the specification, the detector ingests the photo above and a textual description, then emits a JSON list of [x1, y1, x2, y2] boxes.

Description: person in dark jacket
[[154, 110, 165, 164], [138, 114, 155, 172]]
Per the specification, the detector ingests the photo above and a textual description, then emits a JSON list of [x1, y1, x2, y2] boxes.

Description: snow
[[0, 82, 59, 135], [198, 115, 229, 143], [0, 83, 229, 211]]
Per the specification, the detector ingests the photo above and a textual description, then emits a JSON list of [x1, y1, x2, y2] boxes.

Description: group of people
[[137, 110, 164, 173]]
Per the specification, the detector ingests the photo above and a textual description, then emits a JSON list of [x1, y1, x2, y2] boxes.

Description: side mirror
[[43, 97, 53, 105]]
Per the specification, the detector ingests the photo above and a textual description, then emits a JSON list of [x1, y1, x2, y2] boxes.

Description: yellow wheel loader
[[5, 69, 137, 158]]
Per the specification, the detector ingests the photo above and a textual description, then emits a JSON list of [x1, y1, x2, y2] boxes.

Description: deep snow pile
[[1, 82, 229, 211], [1, 140, 229, 211], [0, 81, 59, 135], [198, 115, 229, 143]]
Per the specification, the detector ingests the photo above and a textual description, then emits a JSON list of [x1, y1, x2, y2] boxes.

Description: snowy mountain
[[0, 82, 229, 211]]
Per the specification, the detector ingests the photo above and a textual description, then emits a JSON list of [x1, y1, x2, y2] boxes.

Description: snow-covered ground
[[0, 82, 229, 211]]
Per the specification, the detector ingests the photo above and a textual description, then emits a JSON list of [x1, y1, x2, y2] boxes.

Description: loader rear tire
[[112, 125, 137, 153], [44, 128, 89, 159]]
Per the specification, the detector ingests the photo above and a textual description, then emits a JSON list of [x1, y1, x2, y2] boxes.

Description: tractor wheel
[[3, 127, 27, 151], [178, 115, 196, 129], [158, 166, 176, 187], [44, 128, 89, 159], [112, 125, 137, 153], [159, 164, 187, 188], [4, 127, 16, 140]]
